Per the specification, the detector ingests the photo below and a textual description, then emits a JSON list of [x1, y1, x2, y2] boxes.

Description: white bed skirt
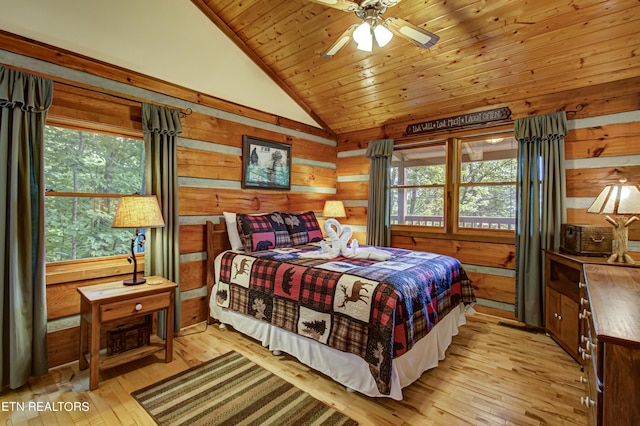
[[210, 252, 470, 400]]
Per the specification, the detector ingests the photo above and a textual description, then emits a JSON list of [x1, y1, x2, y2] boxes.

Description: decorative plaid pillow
[[281, 211, 323, 246], [236, 212, 291, 252]]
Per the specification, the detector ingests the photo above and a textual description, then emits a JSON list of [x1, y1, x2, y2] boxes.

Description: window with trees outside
[[459, 136, 516, 231], [391, 142, 447, 228], [390, 133, 516, 233], [44, 126, 145, 262]]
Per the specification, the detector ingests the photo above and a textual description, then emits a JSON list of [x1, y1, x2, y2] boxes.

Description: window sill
[[46, 254, 145, 285], [391, 225, 514, 244]]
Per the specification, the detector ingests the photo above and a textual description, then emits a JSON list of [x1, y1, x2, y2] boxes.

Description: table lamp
[[112, 195, 165, 285], [322, 200, 347, 220], [587, 178, 640, 264]]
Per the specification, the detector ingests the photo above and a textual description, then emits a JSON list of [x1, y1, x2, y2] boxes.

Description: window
[[458, 136, 517, 230], [390, 132, 516, 233], [44, 126, 145, 262], [391, 141, 447, 227]]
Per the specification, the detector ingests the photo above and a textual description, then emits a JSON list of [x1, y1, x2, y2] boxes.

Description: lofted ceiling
[[193, 0, 640, 135]]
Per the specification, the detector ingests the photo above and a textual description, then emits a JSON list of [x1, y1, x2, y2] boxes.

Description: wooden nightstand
[[77, 277, 177, 390]]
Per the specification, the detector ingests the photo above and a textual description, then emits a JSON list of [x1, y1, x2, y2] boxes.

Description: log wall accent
[[336, 109, 640, 320], [564, 115, 640, 251], [1, 33, 336, 368]]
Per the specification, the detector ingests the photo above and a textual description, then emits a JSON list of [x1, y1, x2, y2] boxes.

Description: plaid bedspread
[[215, 245, 475, 395]]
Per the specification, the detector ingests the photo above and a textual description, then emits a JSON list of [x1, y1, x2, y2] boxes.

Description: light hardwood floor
[[0, 313, 587, 425]]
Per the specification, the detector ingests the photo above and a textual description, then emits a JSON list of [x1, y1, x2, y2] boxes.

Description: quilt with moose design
[[215, 245, 475, 395]]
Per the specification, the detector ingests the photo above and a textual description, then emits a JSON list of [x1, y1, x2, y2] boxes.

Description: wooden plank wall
[[564, 113, 640, 254], [176, 112, 337, 331], [335, 110, 640, 320], [0, 36, 336, 368]]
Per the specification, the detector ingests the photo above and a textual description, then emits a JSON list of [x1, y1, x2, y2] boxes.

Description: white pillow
[[223, 212, 243, 250]]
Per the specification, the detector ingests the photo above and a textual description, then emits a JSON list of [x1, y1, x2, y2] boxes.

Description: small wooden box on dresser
[[581, 264, 640, 426]]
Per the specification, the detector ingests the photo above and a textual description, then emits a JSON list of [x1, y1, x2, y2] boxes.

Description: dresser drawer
[[582, 264, 640, 426], [580, 356, 601, 426], [101, 292, 170, 322], [578, 287, 601, 425]]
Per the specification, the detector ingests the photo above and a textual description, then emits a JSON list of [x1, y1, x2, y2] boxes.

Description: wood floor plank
[[0, 313, 587, 425]]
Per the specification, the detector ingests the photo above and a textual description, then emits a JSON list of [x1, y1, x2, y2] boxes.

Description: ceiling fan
[[308, 0, 440, 58]]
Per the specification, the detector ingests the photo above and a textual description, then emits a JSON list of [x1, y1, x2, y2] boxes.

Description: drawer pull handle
[[582, 351, 592, 361], [581, 396, 595, 407], [590, 236, 605, 243], [579, 376, 588, 384], [135, 303, 143, 311], [580, 297, 588, 306], [579, 282, 586, 289], [582, 309, 591, 318], [557, 315, 562, 321], [581, 335, 588, 343], [586, 341, 596, 352]]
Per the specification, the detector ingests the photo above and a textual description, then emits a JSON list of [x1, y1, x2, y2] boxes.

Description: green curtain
[[0, 65, 53, 389], [365, 138, 394, 246], [142, 103, 182, 336], [514, 111, 567, 326]]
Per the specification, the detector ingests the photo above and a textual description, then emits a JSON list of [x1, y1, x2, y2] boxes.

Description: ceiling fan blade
[[378, 0, 403, 7], [306, 0, 360, 11], [384, 16, 439, 49], [321, 24, 359, 58]]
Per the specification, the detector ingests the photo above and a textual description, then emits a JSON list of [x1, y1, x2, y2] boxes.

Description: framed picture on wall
[[241, 136, 292, 190]]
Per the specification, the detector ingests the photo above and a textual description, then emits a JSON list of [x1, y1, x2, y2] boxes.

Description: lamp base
[[605, 215, 638, 265], [607, 252, 636, 265], [123, 277, 147, 286]]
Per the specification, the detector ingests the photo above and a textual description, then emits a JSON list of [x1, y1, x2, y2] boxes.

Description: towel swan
[[300, 219, 391, 261]]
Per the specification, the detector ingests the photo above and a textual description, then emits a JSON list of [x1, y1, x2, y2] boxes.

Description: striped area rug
[[131, 351, 358, 426]]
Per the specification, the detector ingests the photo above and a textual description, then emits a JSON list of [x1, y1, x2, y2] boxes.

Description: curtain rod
[[54, 80, 192, 118]]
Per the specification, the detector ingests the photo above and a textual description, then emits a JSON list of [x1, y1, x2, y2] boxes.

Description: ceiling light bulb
[[374, 25, 393, 47], [353, 22, 372, 51], [357, 40, 373, 52]]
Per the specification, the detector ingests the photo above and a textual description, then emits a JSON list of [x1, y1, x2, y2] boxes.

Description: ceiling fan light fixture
[[374, 24, 393, 47], [314, 0, 440, 57]]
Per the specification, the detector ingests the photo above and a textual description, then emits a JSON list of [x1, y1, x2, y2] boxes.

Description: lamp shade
[[323, 200, 346, 218], [374, 24, 393, 47], [112, 195, 165, 229], [587, 181, 640, 215]]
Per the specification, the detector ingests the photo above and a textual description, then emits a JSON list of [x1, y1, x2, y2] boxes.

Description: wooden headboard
[[206, 221, 231, 322]]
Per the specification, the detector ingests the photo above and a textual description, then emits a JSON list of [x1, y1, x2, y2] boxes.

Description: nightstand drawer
[[101, 292, 170, 322]]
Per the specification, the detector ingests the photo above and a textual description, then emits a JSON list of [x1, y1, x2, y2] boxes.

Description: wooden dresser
[[544, 250, 611, 363], [581, 264, 640, 425]]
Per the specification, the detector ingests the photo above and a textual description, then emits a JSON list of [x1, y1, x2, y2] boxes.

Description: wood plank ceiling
[[192, 0, 640, 135]]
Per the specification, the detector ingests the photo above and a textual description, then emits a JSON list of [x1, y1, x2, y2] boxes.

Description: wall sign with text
[[406, 107, 512, 135]]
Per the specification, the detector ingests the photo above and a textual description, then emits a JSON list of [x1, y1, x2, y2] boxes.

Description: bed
[[205, 214, 475, 400]]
